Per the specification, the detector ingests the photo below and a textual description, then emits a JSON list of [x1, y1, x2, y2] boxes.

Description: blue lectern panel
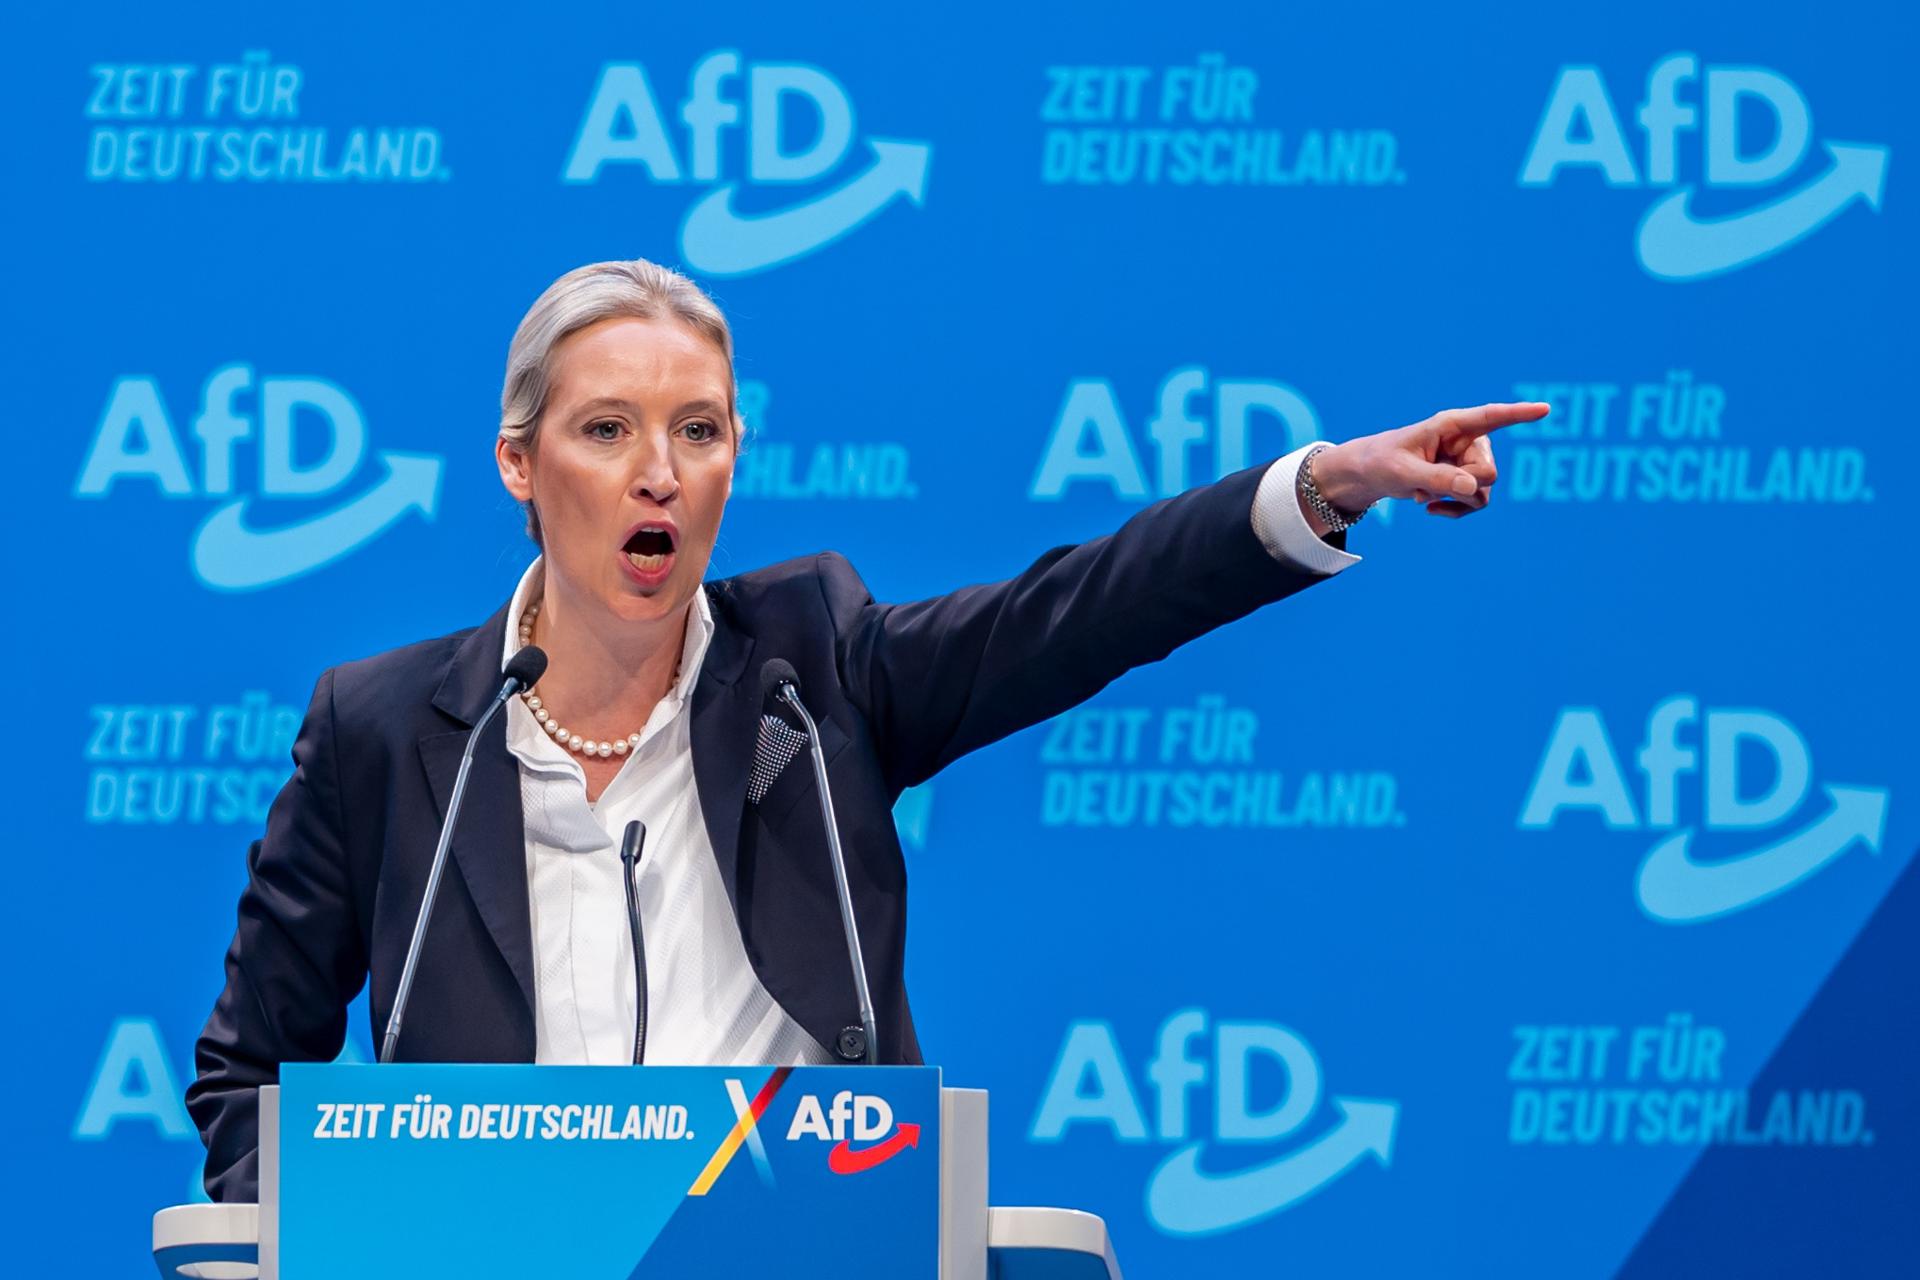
[[278, 1064, 940, 1278]]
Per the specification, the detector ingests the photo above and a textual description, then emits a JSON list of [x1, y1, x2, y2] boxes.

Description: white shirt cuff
[[1250, 443, 1364, 575]]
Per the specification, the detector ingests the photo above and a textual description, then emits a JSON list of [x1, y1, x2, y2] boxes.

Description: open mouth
[[623, 524, 676, 575]]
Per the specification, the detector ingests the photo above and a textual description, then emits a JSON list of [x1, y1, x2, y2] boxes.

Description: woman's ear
[[496, 435, 533, 502]]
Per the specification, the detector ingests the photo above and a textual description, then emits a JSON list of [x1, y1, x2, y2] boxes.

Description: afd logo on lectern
[[1519, 697, 1890, 923], [1519, 55, 1889, 280], [787, 1091, 922, 1175], [1031, 1011, 1397, 1235], [73, 364, 443, 591], [562, 54, 932, 277]]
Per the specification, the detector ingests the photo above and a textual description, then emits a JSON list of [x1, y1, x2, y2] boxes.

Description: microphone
[[501, 646, 550, 695], [759, 659, 878, 1065], [620, 820, 649, 1064], [379, 645, 549, 1063]]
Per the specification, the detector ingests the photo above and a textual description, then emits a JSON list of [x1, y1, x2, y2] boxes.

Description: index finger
[[1433, 401, 1551, 439]]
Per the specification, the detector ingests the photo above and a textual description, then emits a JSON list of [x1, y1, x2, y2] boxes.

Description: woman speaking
[[186, 257, 1546, 1201]]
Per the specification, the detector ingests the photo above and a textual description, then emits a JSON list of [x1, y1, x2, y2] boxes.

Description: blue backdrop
[[15, 1, 1914, 1274]]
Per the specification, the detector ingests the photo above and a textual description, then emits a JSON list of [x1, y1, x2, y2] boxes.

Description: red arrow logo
[[827, 1122, 921, 1175]]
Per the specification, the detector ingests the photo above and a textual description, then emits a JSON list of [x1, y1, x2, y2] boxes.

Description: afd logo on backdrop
[[1029, 366, 1391, 522], [1032, 1011, 1397, 1235], [1519, 55, 1889, 280], [562, 54, 932, 277], [1520, 697, 1890, 923], [73, 364, 442, 591]]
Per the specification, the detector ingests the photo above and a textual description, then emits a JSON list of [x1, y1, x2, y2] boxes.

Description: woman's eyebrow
[[568, 396, 634, 417], [565, 396, 728, 418]]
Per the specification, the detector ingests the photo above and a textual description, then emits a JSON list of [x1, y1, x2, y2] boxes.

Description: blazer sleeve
[[829, 462, 1346, 793], [185, 667, 369, 1202]]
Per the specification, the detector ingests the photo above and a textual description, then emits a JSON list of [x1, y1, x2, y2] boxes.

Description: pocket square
[[747, 713, 809, 805]]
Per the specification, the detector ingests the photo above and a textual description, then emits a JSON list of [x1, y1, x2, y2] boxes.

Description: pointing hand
[[1303, 401, 1551, 528]]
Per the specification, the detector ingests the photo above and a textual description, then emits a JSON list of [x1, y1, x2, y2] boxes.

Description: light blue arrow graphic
[[1636, 784, 1888, 924], [678, 138, 932, 278], [1636, 142, 1889, 281], [1145, 1097, 1397, 1236], [191, 451, 442, 591]]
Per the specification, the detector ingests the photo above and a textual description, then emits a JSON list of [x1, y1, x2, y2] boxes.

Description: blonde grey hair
[[499, 258, 742, 543]]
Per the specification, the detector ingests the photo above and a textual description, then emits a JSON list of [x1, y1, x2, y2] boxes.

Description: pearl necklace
[[515, 601, 646, 760]]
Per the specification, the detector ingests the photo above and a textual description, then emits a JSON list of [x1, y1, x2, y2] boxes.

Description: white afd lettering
[[786, 1091, 894, 1141]]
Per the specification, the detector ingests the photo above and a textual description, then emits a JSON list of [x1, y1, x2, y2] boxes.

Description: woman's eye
[[588, 420, 621, 440], [683, 421, 716, 442]]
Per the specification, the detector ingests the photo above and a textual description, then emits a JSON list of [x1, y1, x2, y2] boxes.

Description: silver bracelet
[[1299, 445, 1367, 534]]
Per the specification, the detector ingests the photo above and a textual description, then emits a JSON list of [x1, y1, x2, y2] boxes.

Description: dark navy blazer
[[186, 463, 1342, 1201]]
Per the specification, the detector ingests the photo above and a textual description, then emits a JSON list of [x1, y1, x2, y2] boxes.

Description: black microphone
[[759, 659, 878, 1065], [501, 646, 550, 695], [758, 658, 806, 721], [379, 645, 549, 1063], [620, 820, 649, 1064]]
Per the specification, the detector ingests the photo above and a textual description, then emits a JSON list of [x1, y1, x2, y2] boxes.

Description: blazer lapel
[[690, 584, 757, 914], [420, 604, 536, 1014], [413, 586, 757, 1015]]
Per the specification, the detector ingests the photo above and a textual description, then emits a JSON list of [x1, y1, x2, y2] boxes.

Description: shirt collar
[[503, 556, 715, 709]]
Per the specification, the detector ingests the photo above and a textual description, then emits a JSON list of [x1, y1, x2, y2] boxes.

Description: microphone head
[[504, 645, 549, 691], [759, 658, 800, 702]]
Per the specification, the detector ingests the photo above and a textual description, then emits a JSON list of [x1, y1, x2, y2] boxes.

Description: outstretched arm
[[832, 402, 1547, 793]]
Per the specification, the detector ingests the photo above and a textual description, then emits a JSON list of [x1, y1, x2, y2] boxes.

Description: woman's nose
[[629, 435, 678, 503]]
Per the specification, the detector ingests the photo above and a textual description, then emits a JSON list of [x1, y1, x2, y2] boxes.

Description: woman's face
[[496, 315, 736, 631]]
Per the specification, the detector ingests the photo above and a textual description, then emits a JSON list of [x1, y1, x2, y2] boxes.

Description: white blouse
[[501, 558, 830, 1067]]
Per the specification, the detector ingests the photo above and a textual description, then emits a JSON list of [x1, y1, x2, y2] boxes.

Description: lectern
[[152, 1064, 1122, 1278]]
